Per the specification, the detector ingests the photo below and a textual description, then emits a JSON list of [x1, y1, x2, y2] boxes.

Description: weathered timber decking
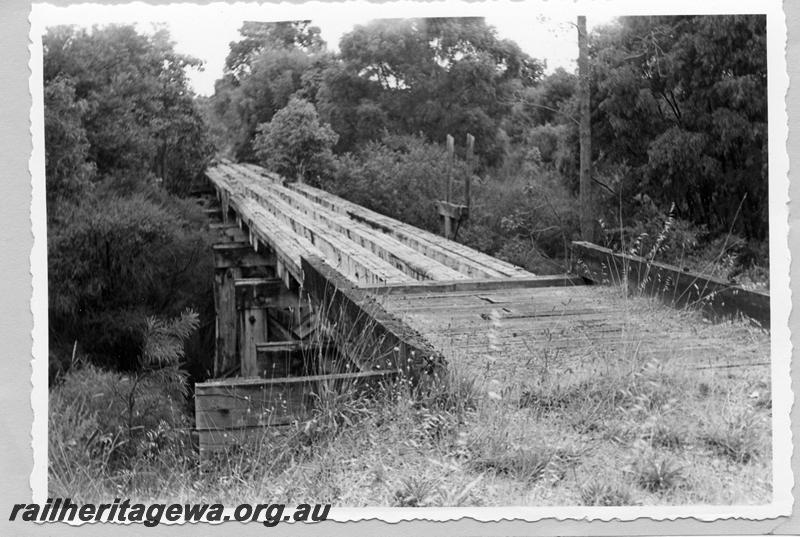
[[572, 241, 770, 326], [369, 284, 768, 382], [207, 160, 535, 285]]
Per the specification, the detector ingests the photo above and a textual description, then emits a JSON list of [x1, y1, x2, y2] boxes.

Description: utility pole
[[578, 15, 595, 242]]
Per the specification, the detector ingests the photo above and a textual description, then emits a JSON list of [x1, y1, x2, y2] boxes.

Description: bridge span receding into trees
[[193, 160, 770, 454]]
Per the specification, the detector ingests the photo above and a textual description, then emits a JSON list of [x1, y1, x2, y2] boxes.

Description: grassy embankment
[[50, 281, 771, 506]]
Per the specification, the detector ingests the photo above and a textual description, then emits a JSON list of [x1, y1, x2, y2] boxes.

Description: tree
[[211, 23, 334, 161], [43, 76, 95, 206], [48, 191, 213, 371], [225, 20, 325, 81], [44, 24, 216, 377], [253, 97, 338, 183], [590, 15, 768, 240], [43, 25, 213, 194], [321, 17, 545, 163]]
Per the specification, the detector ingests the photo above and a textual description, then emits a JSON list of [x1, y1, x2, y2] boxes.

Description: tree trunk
[[578, 16, 595, 242]]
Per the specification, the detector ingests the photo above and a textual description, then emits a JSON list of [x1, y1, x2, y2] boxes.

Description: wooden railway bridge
[[193, 160, 770, 454]]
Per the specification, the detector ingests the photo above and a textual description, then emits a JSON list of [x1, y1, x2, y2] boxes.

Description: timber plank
[[572, 241, 770, 326], [288, 182, 531, 279], [361, 274, 586, 295], [301, 255, 445, 382], [215, 165, 413, 285], [228, 164, 467, 281]]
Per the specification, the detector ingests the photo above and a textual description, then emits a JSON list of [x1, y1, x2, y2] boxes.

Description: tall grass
[[50, 265, 771, 506]]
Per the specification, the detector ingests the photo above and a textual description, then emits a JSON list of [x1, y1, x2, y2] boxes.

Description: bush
[[327, 133, 579, 274], [462, 166, 579, 273], [48, 185, 213, 372], [253, 97, 338, 184], [50, 311, 198, 496], [327, 134, 456, 234]]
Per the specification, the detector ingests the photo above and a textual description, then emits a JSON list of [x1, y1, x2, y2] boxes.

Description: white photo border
[[29, 0, 793, 523]]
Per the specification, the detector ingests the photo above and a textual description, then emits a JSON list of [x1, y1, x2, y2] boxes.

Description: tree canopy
[[44, 24, 215, 373], [212, 17, 544, 165], [253, 97, 338, 183], [590, 15, 768, 239], [43, 24, 213, 195], [206, 14, 769, 274]]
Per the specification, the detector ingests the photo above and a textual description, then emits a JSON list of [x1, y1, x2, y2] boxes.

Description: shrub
[[702, 409, 766, 464], [48, 186, 213, 372], [327, 134, 454, 234], [49, 310, 198, 496], [630, 454, 684, 492], [253, 97, 338, 184], [580, 480, 635, 506]]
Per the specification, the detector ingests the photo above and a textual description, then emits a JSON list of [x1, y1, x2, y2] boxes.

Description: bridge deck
[[207, 161, 532, 286], [206, 161, 768, 378], [370, 284, 767, 380], [197, 162, 769, 454]]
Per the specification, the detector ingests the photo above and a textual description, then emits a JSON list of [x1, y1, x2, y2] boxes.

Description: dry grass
[[49, 281, 772, 507]]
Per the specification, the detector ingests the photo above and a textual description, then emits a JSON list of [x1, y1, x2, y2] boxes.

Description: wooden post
[[445, 134, 454, 203], [465, 133, 474, 209], [221, 191, 230, 225], [444, 135, 455, 239], [214, 266, 241, 377], [235, 278, 282, 377], [436, 134, 471, 241], [578, 15, 595, 242]]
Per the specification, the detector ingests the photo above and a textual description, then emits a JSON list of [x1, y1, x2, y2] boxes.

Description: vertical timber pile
[[212, 242, 276, 377], [235, 278, 282, 377]]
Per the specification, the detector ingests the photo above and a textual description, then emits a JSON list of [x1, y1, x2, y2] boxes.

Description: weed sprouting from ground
[[50, 280, 771, 506]]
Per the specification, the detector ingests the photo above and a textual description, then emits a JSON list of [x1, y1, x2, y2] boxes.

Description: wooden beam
[[435, 200, 469, 221], [360, 274, 587, 295], [195, 369, 400, 453], [288, 182, 532, 279], [235, 277, 284, 309], [228, 165, 466, 281], [464, 133, 474, 209], [209, 223, 248, 242], [235, 278, 276, 376], [301, 255, 446, 383], [572, 241, 770, 326], [203, 207, 223, 220], [255, 340, 334, 379], [213, 266, 240, 377], [213, 242, 275, 269]]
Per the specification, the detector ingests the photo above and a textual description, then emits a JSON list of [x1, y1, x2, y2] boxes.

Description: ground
[[51, 286, 771, 507]]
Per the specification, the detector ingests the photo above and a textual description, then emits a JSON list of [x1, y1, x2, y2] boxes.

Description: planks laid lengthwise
[[289, 182, 532, 279], [210, 165, 415, 286], [225, 162, 467, 282], [195, 369, 399, 454], [207, 160, 535, 285], [572, 241, 770, 326]]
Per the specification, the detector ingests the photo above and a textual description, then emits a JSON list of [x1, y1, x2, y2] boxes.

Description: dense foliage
[[590, 15, 768, 242], [44, 25, 215, 376], [208, 15, 768, 281], [253, 97, 338, 183], [44, 25, 214, 195]]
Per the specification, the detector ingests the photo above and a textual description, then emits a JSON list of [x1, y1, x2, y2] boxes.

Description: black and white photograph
[[25, 0, 791, 526]]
